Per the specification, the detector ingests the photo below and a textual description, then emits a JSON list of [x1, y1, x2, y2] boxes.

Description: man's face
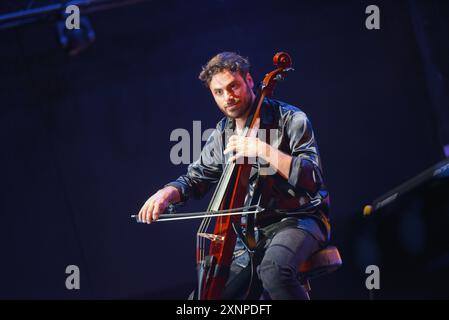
[[209, 70, 255, 119]]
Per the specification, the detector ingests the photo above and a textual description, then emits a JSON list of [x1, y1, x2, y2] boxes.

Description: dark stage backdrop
[[0, 0, 446, 299]]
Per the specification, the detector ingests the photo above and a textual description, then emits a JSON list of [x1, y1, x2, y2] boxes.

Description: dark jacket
[[166, 97, 331, 241]]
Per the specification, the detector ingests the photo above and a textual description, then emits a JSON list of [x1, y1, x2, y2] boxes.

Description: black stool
[[297, 246, 342, 292]]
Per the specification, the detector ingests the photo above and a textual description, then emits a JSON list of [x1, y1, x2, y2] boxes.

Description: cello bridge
[[197, 233, 225, 242]]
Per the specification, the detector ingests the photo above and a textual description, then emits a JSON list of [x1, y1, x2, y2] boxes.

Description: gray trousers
[[227, 224, 322, 300]]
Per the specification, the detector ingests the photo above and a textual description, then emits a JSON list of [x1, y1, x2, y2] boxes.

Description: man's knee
[[257, 258, 298, 291]]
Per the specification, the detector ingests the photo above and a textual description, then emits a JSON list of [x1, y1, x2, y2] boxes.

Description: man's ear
[[246, 73, 254, 89]]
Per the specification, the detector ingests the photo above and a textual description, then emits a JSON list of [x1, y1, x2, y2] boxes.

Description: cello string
[[197, 138, 236, 265], [198, 157, 236, 263]]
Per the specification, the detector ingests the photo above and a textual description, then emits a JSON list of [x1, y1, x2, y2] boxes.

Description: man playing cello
[[137, 52, 330, 300]]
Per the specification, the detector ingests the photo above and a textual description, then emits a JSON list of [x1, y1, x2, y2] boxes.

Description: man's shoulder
[[266, 98, 307, 120]]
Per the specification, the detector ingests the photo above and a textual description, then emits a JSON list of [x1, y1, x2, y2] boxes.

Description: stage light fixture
[[56, 15, 95, 56]]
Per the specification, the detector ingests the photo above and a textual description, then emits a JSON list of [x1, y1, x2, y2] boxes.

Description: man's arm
[[224, 111, 323, 195], [138, 126, 224, 224], [262, 146, 292, 180], [278, 111, 324, 195]]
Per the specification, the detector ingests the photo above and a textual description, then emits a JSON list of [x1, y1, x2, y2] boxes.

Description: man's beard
[[225, 85, 253, 119]]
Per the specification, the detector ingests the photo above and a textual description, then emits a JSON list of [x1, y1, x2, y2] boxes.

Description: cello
[[194, 52, 293, 299]]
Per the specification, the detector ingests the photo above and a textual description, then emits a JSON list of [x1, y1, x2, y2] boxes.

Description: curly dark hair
[[198, 52, 250, 86]]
